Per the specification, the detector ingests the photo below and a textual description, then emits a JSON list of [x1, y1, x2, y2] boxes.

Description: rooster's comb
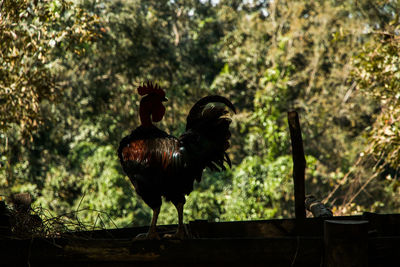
[[137, 82, 165, 97]]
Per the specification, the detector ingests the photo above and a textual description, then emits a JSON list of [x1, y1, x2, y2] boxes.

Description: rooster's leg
[[147, 207, 160, 239], [162, 201, 187, 239], [175, 202, 186, 238], [164, 202, 186, 239], [135, 207, 160, 240]]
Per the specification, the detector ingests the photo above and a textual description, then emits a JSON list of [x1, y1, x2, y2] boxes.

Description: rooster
[[118, 82, 235, 239]]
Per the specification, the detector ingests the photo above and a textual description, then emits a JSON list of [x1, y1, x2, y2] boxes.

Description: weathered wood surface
[[55, 213, 391, 239], [2, 234, 398, 266], [362, 212, 400, 236], [288, 111, 306, 220], [1, 214, 400, 266], [0, 236, 322, 266]]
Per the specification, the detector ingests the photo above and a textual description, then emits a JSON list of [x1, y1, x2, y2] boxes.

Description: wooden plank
[[288, 111, 306, 220], [0, 237, 323, 266], [189, 219, 296, 238], [1, 216, 400, 266], [1, 234, 398, 266], [69, 216, 366, 240], [363, 212, 400, 236], [62, 224, 178, 239]]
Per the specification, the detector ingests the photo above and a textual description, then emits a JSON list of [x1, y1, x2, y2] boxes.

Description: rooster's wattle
[[118, 82, 235, 239]]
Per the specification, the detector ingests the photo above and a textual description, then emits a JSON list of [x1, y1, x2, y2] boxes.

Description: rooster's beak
[[162, 97, 168, 102]]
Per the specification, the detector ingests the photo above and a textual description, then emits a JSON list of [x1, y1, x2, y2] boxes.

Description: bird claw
[[133, 231, 160, 241], [163, 226, 187, 240]]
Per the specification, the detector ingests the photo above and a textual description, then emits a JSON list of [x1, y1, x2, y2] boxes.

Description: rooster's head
[[138, 82, 168, 127]]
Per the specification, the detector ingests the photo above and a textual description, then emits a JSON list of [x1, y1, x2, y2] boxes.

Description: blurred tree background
[[1, 0, 399, 229]]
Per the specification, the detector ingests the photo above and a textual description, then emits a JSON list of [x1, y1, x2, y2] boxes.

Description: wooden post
[[324, 220, 368, 267], [288, 111, 306, 219]]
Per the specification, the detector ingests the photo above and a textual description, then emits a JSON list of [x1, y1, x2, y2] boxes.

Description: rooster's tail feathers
[[186, 95, 236, 130], [182, 95, 235, 173]]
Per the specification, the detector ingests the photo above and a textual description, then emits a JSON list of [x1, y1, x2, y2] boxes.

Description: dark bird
[[118, 82, 236, 239]]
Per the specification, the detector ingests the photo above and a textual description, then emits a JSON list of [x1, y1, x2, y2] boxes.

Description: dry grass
[[1, 194, 118, 239]]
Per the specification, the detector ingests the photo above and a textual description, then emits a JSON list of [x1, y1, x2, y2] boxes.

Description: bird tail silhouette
[[180, 95, 236, 177]]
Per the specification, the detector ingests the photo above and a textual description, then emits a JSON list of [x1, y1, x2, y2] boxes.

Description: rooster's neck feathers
[[139, 98, 153, 127]]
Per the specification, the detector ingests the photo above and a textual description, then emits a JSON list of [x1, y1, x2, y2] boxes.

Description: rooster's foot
[[163, 226, 187, 240], [133, 231, 160, 241]]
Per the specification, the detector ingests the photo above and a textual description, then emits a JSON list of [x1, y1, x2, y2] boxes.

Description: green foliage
[[342, 8, 400, 215], [222, 155, 293, 220], [353, 31, 400, 168], [0, 0, 98, 134], [33, 144, 149, 228]]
